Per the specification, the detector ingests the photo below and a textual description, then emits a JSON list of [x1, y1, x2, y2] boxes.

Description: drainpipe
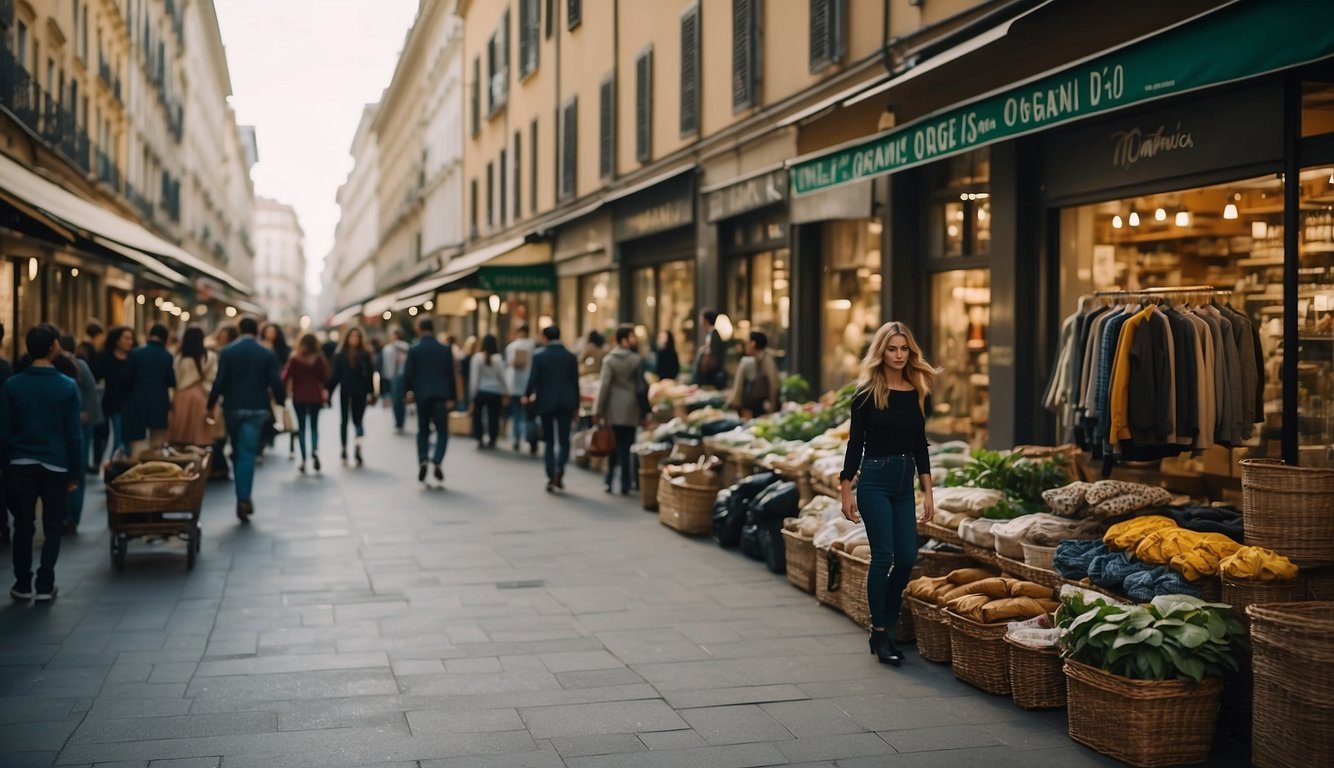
[[881, 0, 892, 74]]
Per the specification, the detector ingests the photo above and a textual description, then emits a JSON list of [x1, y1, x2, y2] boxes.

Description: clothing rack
[[1079, 285, 1231, 311]]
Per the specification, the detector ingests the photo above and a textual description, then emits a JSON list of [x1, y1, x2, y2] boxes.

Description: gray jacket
[[73, 357, 103, 425], [595, 347, 647, 427]]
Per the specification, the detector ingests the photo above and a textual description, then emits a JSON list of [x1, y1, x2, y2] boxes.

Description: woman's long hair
[[337, 327, 365, 365], [481, 334, 499, 365], [297, 332, 321, 360], [855, 321, 939, 413], [262, 323, 289, 359], [103, 325, 134, 355], [180, 326, 206, 375]]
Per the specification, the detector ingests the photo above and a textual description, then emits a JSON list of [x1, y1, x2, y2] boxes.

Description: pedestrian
[[207, 316, 285, 523], [469, 334, 508, 450], [504, 324, 537, 453], [326, 326, 376, 467], [727, 330, 781, 418], [402, 317, 456, 485], [524, 325, 579, 493], [207, 324, 240, 480], [97, 325, 135, 461], [166, 326, 216, 447], [77, 319, 103, 363], [260, 323, 291, 459], [655, 330, 680, 381], [121, 323, 176, 459], [579, 330, 607, 376], [59, 335, 99, 535], [595, 324, 649, 496], [77, 321, 105, 474], [839, 321, 939, 667], [0, 324, 11, 546], [320, 331, 338, 362], [456, 335, 477, 413], [283, 333, 329, 475], [380, 326, 410, 432], [694, 309, 726, 388], [1, 323, 81, 601]]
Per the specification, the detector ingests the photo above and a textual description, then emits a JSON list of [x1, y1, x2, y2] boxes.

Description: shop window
[[1302, 82, 1334, 138], [558, 274, 578, 340], [579, 270, 617, 341], [927, 149, 991, 259], [929, 269, 990, 446], [821, 219, 881, 390]]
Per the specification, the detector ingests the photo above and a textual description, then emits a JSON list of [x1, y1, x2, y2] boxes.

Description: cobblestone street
[[3, 408, 1141, 767]]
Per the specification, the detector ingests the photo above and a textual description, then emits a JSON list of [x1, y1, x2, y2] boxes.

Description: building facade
[[328, 104, 380, 323], [252, 197, 305, 328]]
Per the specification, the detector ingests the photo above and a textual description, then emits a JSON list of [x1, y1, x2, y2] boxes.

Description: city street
[[1, 408, 1176, 768]]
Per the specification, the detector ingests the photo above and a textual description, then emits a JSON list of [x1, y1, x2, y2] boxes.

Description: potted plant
[[1057, 592, 1245, 766]]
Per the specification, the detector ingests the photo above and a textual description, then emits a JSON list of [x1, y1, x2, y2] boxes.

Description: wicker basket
[[781, 529, 816, 593], [1248, 602, 1334, 768], [895, 598, 915, 643], [814, 546, 843, 612], [907, 596, 951, 663], [1021, 541, 1058, 570], [917, 548, 975, 578], [924, 521, 964, 547], [963, 544, 999, 570], [1006, 637, 1065, 710], [1223, 577, 1299, 630], [838, 549, 872, 629], [639, 467, 661, 510], [726, 454, 754, 486], [1241, 459, 1334, 567], [656, 475, 719, 535], [671, 440, 706, 464], [944, 610, 1013, 695], [1064, 659, 1223, 767], [996, 554, 1062, 589], [1299, 565, 1334, 600]]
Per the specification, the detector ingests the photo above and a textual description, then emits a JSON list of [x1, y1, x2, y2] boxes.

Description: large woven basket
[[1299, 565, 1334, 600], [963, 544, 999, 570], [671, 440, 705, 464], [837, 549, 871, 629], [814, 546, 843, 612], [907, 596, 951, 663], [725, 455, 754, 486], [1248, 602, 1334, 768], [639, 467, 661, 510], [1064, 659, 1223, 767], [944, 610, 1012, 695], [656, 475, 718, 535], [781, 529, 816, 593], [917, 549, 974, 577], [1005, 637, 1065, 710], [1222, 577, 1299, 630], [1021, 541, 1058, 570], [996, 554, 1062, 589], [1241, 459, 1334, 567], [923, 521, 964, 547]]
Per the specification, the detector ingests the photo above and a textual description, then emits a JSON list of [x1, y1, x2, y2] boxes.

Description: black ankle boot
[[868, 629, 904, 667]]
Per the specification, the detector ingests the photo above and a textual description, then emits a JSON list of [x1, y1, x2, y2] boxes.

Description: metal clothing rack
[[1078, 285, 1232, 310]]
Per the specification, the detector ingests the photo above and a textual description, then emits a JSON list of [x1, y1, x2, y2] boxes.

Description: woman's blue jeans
[[856, 454, 919, 629]]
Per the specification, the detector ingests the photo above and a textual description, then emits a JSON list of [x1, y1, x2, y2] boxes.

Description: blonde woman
[[840, 321, 938, 667]]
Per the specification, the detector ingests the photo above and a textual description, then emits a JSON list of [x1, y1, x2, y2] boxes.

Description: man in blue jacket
[[122, 323, 176, 457], [402, 317, 455, 485], [208, 317, 284, 522], [524, 325, 580, 492], [1, 324, 81, 601]]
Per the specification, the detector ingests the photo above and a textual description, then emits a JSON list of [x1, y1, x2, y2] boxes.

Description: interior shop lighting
[[181, 312, 190, 322], [424, 300, 434, 311], [826, 299, 853, 311], [1112, 215, 1124, 229], [715, 314, 734, 341], [1223, 202, 1239, 220], [196, 305, 208, 315], [155, 297, 164, 307], [136, 294, 146, 305], [225, 307, 237, 317], [300, 316, 311, 329], [70, 268, 79, 277], [27, 258, 37, 281], [408, 306, 418, 316], [587, 302, 598, 313], [1155, 207, 1167, 222], [1175, 209, 1191, 227], [488, 294, 501, 312], [1252, 221, 1268, 239], [382, 311, 392, 320], [463, 297, 478, 312], [1328, 169, 1333, 184], [171, 307, 182, 316], [1129, 209, 1141, 227]]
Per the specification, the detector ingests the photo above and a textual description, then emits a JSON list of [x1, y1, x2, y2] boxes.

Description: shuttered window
[[499, 149, 508, 226], [567, 0, 582, 29], [470, 57, 481, 136], [731, 0, 759, 111], [634, 48, 652, 164], [488, 11, 510, 113], [514, 131, 523, 219], [486, 162, 494, 229], [679, 5, 700, 137], [809, 0, 846, 72], [599, 76, 615, 180], [560, 98, 577, 200], [519, 0, 540, 77], [530, 119, 539, 212], [470, 178, 478, 238]]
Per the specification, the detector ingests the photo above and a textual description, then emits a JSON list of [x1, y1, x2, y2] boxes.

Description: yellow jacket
[[1104, 515, 1177, 551], [1219, 546, 1299, 582], [1109, 306, 1154, 446]]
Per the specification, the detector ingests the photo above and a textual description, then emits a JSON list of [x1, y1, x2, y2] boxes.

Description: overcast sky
[[215, 0, 421, 301]]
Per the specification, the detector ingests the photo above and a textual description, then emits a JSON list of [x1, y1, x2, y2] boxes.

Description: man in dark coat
[[693, 309, 726, 388], [208, 317, 284, 522], [524, 325, 579, 492], [122, 323, 176, 457], [402, 317, 456, 485]]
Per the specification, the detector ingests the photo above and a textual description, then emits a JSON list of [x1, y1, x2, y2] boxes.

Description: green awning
[[478, 264, 556, 293], [789, 0, 1334, 196]]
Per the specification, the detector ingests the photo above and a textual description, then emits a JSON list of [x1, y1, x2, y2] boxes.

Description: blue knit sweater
[[0, 365, 82, 477]]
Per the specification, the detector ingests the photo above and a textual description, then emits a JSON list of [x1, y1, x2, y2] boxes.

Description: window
[[16, 22, 27, 70], [499, 148, 508, 226], [560, 97, 577, 200], [545, 0, 554, 38], [470, 57, 481, 136], [634, 48, 652, 164], [530, 118, 539, 212], [487, 12, 510, 114], [72, 0, 80, 59], [598, 75, 614, 179], [486, 162, 494, 228], [82, 4, 89, 62], [514, 131, 522, 219], [732, 0, 760, 111], [518, 0, 540, 77], [680, 5, 700, 137], [809, 0, 845, 72], [567, 0, 582, 30]]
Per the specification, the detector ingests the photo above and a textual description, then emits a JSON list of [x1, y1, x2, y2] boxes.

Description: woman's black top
[[840, 388, 931, 481], [99, 351, 131, 414], [327, 350, 375, 401], [655, 347, 680, 381]]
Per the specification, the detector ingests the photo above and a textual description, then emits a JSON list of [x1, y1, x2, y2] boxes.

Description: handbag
[[272, 402, 295, 433], [587, 425, 616, 457]]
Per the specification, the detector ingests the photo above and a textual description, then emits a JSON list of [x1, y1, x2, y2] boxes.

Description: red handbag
[[587, 426, 616, 457]]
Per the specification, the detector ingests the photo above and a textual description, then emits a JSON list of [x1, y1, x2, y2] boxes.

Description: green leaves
[[944, 449, 1069, 507]]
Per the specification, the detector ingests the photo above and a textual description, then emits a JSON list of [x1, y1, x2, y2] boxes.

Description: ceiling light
[[488, 294, 501, 312], [1112, 215, 1123, 229], [1155, 207, 1167, 222], [382, 310, 392, 320], [1175, 210, 1190, 227], [424, 300, 434, 311], [408, 306, 418, 316], [1223, 203, 1239, 220], [1129, 210, 1141, 227]]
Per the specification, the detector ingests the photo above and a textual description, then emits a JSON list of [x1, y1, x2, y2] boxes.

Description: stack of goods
[[812, 518, 868, 613], [1041, 479, 1175, 520], [1218, 545, 1300, 627], [110, 460, 199, 498], [1248, 602, 1334, 768], [739, 481, 799, 574], [990, 513, 1105, 586], [633, 441, 674, 510], [903, 568, 998, 663], [711, 471, 780, 548], [1005, 614, 1065, 710], [657, 457, 723, 535], [780, 496, 842, 592], [942, 448, 1073, 520], [937, 575, 1060, 695], [751, 383, 857, 444]]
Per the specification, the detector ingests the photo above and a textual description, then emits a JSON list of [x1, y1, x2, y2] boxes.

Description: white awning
[[0, 152, 253, 294], [328, 304, 363, 327], [393, 291, 435, 311], [364, 293, 397, 317], [93, 236, 190, 286]]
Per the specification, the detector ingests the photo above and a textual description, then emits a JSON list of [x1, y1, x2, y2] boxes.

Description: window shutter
[[502, 9, 511, 81], [530, 119, 539, 212], [732, 0, 757, 110], [567, 0, 582, 29], [486, 162, 494, 228], [519, 0, 533, 76], [561, 98, 577, 199], [599, 76, 614, 179], [809, 0, 845, 72], [679, 6, 699, 137], [499, 148, 508, 225], [635, 49, 652, 164], [514, 131, 523, 218], [470, 58, 480, 136]]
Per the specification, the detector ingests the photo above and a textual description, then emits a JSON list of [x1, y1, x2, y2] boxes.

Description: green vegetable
[[943, 449, 1069, 506], [780, 375, 813, 404]]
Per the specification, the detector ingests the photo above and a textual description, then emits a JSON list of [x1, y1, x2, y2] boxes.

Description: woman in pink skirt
[[167, 326, 217, 446]]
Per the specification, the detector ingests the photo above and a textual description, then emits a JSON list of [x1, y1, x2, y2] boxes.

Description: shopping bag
[[587, 425, 615, 457], [272, 402, 295, 433]]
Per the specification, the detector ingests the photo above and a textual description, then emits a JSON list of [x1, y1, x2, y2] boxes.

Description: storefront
[[553, 208, 615, 347]]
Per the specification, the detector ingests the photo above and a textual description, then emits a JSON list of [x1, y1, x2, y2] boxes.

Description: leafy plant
[[981, 497, 1041, 520], [753, 383, 858, 441], [781, 375, 813, 404], [944, 449, 1069, 506], [1057, 592, 1244, 683]]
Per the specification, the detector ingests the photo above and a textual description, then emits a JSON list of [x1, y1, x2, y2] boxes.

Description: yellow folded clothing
[[981, 597, 1060, 624], [1219, 547, 1299, 582], [1008, 580, 1055, 600], [906, 568, 1000, 605], [1104, 515, 1177, 551], [945, 568, 998, 585], [1132, 527, 1243, 581], [940, 577, 1011, 605], [116, 461, 188, 481], [946, 594, 991, 618]]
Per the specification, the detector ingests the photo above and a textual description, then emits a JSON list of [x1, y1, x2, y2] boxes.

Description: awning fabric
[[0, 152, 253, 293], [399, 237, 552, 299], [328, 304, 363, 327], [393, 291, 435, 311], [364, 294, 396, 317], [93, 237, 190, 286]]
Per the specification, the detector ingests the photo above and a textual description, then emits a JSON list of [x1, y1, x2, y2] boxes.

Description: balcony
[[95, 149, 121, 193], [1, 0, 13, 28], [125, 183, 154, 222], [1, 48, 95, 175]]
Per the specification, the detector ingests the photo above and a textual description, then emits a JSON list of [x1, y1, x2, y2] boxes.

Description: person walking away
[[283, 333, 329, 475], [694, 310, 727, 388], [79, 320, 106, 472], [524, 326, 580, 493], [579, 330, 607, 377], [727, 331, 781, 418], [595, 325, 650, 495], [208, 317, 284, 523], [59, 335, 99, 535], [0, 324, 11, 545], [320, 332, 338, 362], [2, 324, 81, 601], [402, 317, 456, 485], [98, 326, 135, 462], [260, 324, 292, 460], [456, 336, 477, 415], [655, 330, 680, 381], [167, 327, 216, 447], [505, 324, 537, 453], [207, 325, 239, 480], [839, 321, 939, 667], [326, 327, 376, 467], [469, 335, 509, 450], [381, 327, 410, 432], [122, 324, 176, 459]]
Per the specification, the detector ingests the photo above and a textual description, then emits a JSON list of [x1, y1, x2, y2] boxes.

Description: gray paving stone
[[0, 752, 61, 768], [443, 656, 503, 674], [680, 704, 794, 746], [878, 724, 1004, 753], [833, 694, 966, 731], [147, 662, 198, 685], [194, 650, 387, 677], [563, 742, 788, 768], [518, 699, 687, 739], [554, 667, 645, 690], [762, 698, 869, 737], [407, 708, 525, 734], [70, 712, 277, 744], [391, 658, 445, 675], [184, 668, 399, 702], [277, 707, 408, 732], [774, 732, 897, 763], [637, 729, 707, 751], [660, 684, 809, 709], [537, 650, 623, 673], [86, 698, 194, 719], [548, 732, 646, 758], [0, 716, 82, 750], [0, 696, 75, 723], [148, 758, 222, 768], [419, 750, 568, 768]]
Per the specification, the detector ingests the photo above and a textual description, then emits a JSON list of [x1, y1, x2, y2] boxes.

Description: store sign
[[613, 173, 695, 242], [789, 0, 1334, 196], [705, 169, 788, 223], [478, 264, 556, 292]]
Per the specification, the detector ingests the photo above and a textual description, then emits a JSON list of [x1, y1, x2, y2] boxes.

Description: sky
[[215, 0, 421, 300]]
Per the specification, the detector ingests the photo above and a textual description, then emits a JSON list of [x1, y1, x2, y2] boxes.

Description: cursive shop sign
[[1110, 123, 1195, 171], [705, 169, 788, 223], [789, 0, 1334, 195]]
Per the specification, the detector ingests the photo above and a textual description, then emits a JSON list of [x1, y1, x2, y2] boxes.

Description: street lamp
[[225, 306, 237, 318]]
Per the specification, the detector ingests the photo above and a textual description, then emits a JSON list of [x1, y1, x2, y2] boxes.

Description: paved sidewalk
[[2, 407, 1234, 767]]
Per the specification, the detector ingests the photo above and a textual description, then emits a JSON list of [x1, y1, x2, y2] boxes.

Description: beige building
[[253, 197, 305, 328]]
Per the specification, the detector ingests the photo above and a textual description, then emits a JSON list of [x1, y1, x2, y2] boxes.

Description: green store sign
[[477, 264, 556, 293], [790, 0, 1334, 196]]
